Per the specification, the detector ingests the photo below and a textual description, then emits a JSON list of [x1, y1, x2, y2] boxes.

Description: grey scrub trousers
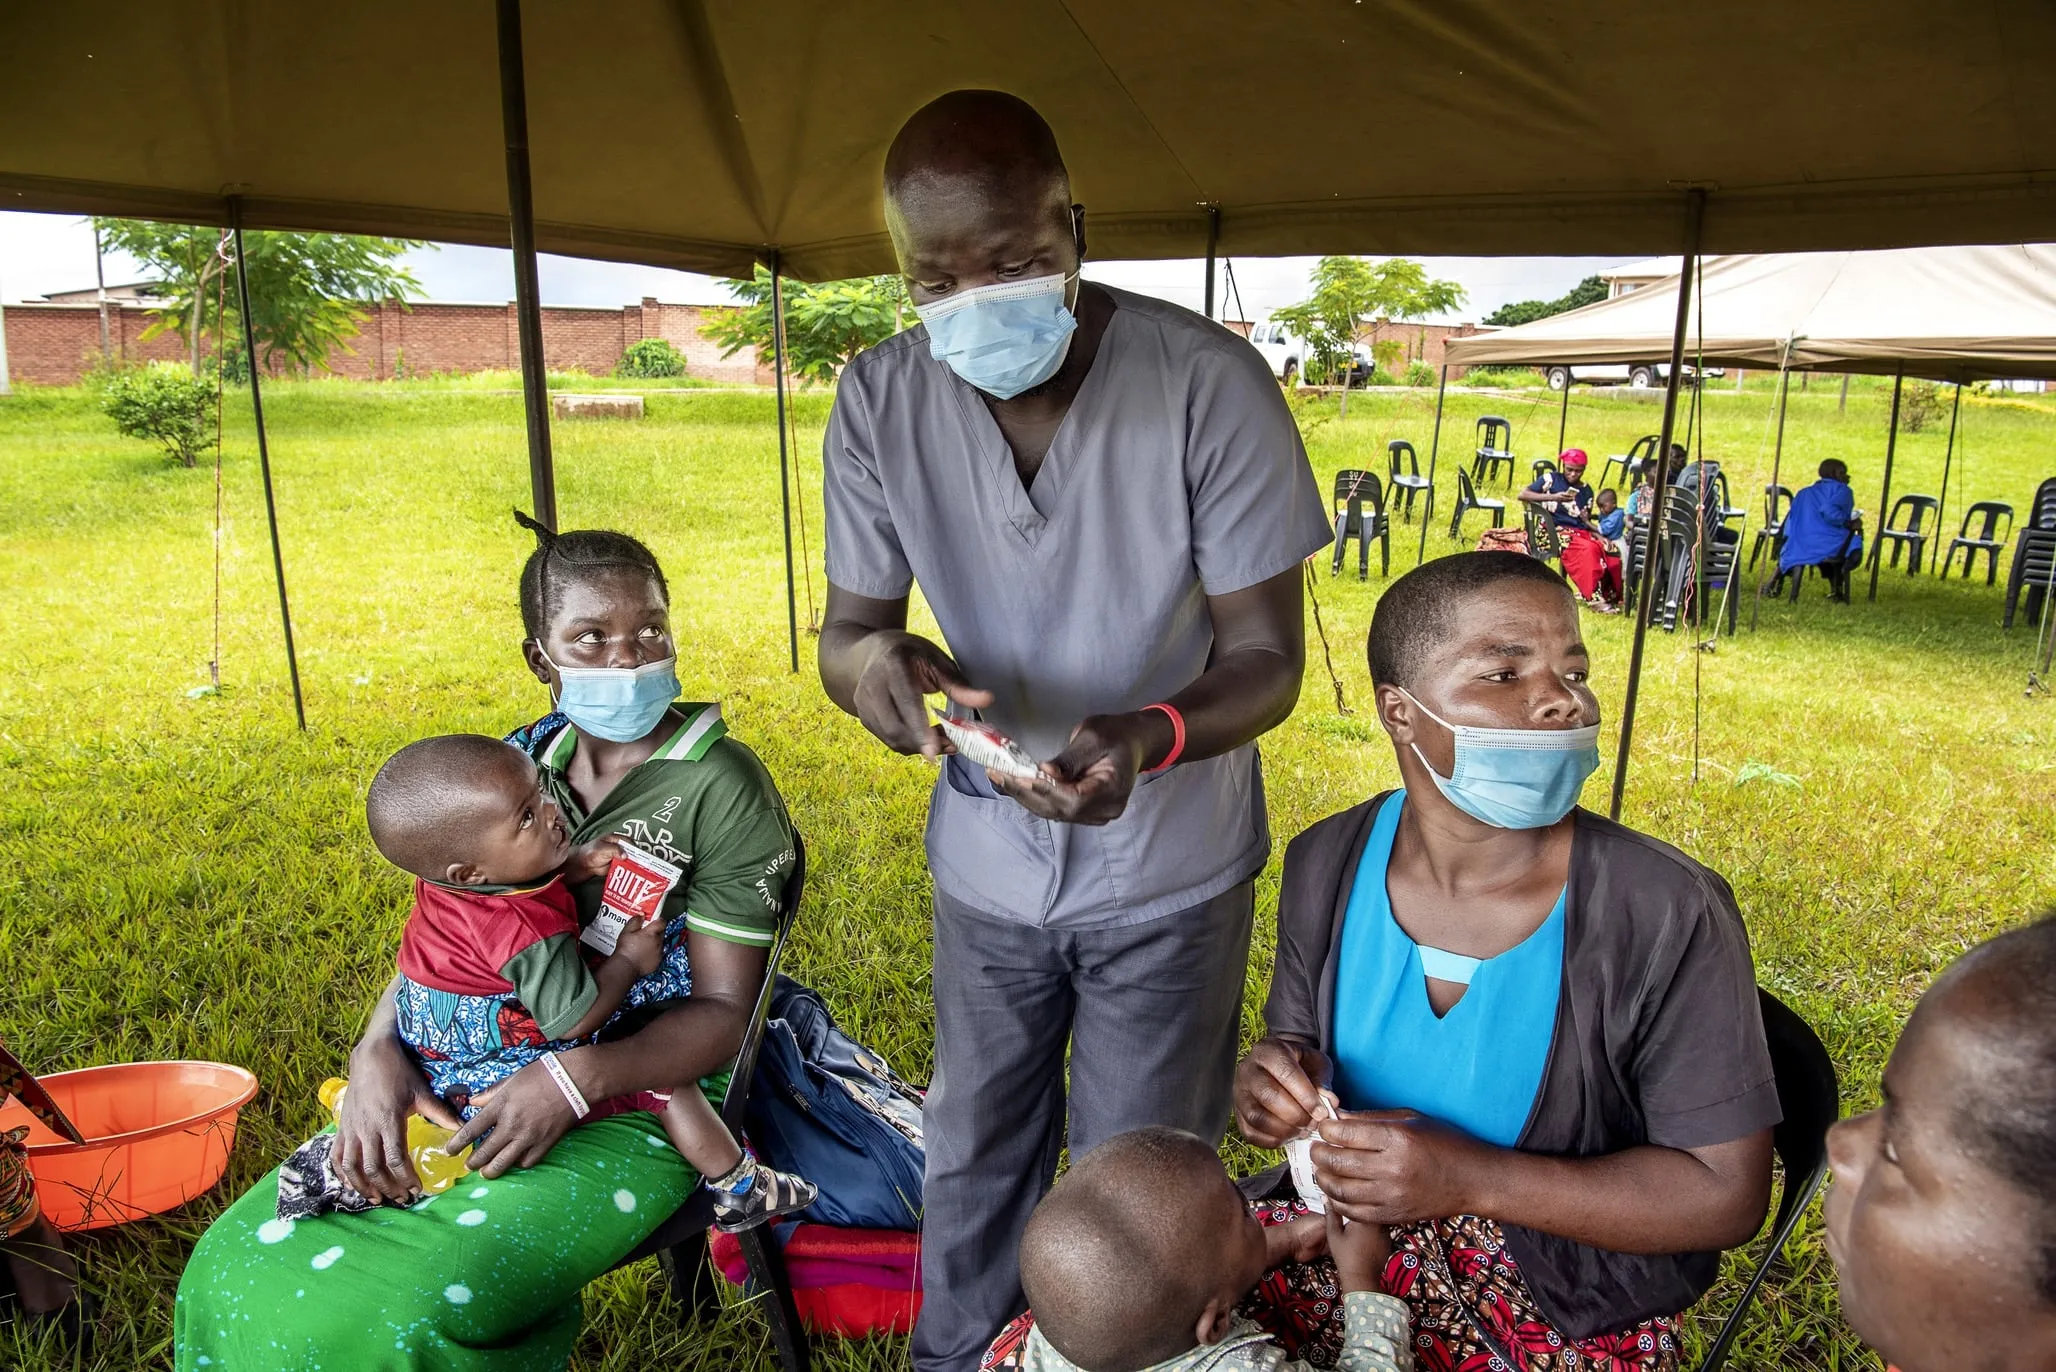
[[821, 285, 1333, 1371]]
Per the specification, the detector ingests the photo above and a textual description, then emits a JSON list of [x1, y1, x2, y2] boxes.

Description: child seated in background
[[1595, 487, 1626, 546], [278, 734, 814, 1232], [985, 1127, 1410, 1372]]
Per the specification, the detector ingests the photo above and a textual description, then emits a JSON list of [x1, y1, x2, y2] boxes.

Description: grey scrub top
[[822, 286, 1332, 929]]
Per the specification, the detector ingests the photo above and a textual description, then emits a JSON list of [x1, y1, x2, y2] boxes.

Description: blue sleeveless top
[[1330, 791, 1566, 1147]]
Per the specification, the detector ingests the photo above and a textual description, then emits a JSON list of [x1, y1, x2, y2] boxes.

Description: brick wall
[[0, 297, 766, 386], [1354, 318, 1482, 372]]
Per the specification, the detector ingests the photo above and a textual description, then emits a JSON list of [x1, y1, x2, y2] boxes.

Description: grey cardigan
[[1260, 793, 1781, 1340]]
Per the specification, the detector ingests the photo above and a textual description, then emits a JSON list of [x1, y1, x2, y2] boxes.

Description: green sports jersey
[[534, 703, 794, 948]]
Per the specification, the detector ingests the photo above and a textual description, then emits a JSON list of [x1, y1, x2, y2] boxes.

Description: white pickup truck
[[1247, 321, 1375, 386], [1543, 362, 1726, 390]]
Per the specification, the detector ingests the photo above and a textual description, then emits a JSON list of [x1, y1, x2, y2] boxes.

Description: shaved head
[[885, 89, 1070, 204], [366, 735, 535, 882], [1019, 1128, 1248, 1371]]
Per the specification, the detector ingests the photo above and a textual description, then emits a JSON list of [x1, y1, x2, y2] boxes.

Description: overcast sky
[[0, 209, 1638, 324]]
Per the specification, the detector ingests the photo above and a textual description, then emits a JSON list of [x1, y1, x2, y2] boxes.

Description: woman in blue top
[[1775, 459, 1865, 601], [1234, 552, 1779, 1371]]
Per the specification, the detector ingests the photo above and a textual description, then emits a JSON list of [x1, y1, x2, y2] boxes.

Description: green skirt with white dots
[[174, 1109, 703, 1371]]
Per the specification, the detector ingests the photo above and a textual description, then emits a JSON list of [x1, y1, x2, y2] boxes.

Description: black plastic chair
[[611, 833, 813, 1372], [1330, 469, 1389, 579], [1748, 485, 1794, 570], [1867, 494, 1940, 576], [1472, 416, 1515, 486], [1940, 501, 2014, 584], [1522, 500, 1563, 562], [1694, 989, 1840, 1372], [1654, 483, 1742, 636], [2005, 484, 2056, 628], [1599, 433, 1659, 491], [1530, 457, 1558, 483], [1387, 439, 1432, 524], [1449, 466, 1506, 541]]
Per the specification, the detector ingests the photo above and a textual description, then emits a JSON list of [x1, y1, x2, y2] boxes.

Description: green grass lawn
[[2, 370, 2054, 1370]]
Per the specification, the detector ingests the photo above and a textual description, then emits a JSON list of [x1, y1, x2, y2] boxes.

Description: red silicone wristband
[[1141, 702, 1186, 774]]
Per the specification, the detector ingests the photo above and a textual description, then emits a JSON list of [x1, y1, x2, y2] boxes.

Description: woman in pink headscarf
[[1521, 450, 1621, 611]]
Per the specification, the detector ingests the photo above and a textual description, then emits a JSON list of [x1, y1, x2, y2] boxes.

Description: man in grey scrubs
[[818, 89, 1332, 1370]]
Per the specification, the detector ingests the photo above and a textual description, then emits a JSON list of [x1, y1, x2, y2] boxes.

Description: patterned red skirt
[[1236, 1200, 1682, 1372]]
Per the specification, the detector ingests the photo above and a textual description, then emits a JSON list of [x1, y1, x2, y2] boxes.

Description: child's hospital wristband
[[540, 1052, 590, 1120], [1141, 702, 1186, 774]]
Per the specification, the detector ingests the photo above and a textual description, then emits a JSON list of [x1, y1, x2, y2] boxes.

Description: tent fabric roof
[[1443, 246, 2056, 382], [5, 2, 2056, 280]]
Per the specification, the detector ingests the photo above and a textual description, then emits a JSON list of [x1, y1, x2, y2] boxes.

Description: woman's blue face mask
[[541, 650, 679, 743], [1400, 689, 1600, 830], [918, 272, 1078, 399]]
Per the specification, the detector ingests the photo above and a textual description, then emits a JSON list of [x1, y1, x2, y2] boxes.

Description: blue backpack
[[745, 976, 926, 1231]]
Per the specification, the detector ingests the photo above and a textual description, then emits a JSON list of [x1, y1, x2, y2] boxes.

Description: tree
[[1484, 274, 1607, 328], [92, 220, 425, 374], [1271, 257, 1466, 385], [702, 267, 907, 384]]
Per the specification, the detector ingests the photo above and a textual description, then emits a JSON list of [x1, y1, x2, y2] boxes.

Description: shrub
[[1404, 360, 1437, 387], [1901, 379, 1946, 433], [100, 363, 215, 467], [1461, 365, 1541, 388], [1367, 367, 1400, 387], [617, 338, 687, 379]]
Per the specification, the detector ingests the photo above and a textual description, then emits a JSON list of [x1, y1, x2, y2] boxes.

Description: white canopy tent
[[1443, 246, 2056, 382]]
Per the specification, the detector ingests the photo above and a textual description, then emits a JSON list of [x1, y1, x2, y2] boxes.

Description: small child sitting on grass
[[989, 1127, 1411, 1372], [278, 734, 813, 1232]]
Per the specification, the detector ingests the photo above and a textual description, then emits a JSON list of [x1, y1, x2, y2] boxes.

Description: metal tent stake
[[496, 0, 557, 532], [1202, 206, 1220, 320], [1868, 372, 1904, 602], [1416, 365, 1448, 566], [1749, 359, 1793, 632], [1932, 382, 1962, 573], [772, 255, 799, 674], [1608, 187, 1706, 822], [229, 206, 307, 731]]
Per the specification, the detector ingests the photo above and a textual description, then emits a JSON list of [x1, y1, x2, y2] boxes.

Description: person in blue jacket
[[1776, 459, 1865, 601]]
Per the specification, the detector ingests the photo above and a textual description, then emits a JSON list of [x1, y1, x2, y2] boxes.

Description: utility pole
[[94, 222, 111, 361], [0, 270, 11, 397]]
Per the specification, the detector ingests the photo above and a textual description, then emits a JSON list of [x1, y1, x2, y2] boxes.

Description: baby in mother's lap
[[277, 734, 813, 1233]]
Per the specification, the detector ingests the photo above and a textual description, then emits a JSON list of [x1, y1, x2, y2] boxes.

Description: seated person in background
[[1775, 459, 1865, 601], [1594, 488, 1626, 549], [1235, 553, 1777, 1372], [280, 734, 814, 1232], [1824, 913, 2056, 1372], [1521, 450, 1621, 610], [984, 1127, 1410, 1372]]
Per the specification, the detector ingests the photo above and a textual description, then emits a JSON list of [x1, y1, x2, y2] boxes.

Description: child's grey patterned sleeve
[[1334, 1290, 1412, 1372]]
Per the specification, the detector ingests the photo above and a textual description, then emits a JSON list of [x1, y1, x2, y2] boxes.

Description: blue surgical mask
[[1400, 690, 1600, 829], [919, 272, 1078, 399], [542, 651, 680, 744]]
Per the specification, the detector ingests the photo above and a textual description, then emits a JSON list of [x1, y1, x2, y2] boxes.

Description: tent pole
[[771, 253, 799, 675], [1555, 374, 1570, 455], [1748, 361, 1793, 632], [1202, 206, 1220, 320], [1608, 187, 1705, 823], [1417, 365, 1449, 565], [496, 0, 557, 532], [229, 205, 307, 731], [1932, 382, 1961, 574], [1868, 371, 1904, 602]]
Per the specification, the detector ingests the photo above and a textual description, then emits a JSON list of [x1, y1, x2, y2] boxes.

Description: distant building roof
[[36, 281, 165, 303]]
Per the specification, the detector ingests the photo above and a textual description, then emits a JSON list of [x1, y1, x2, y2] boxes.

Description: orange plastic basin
[[0, 1061, 259, 1231]]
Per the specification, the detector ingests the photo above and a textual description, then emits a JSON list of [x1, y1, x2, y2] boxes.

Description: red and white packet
[[580, 841, 682, 956], [1283, 1090, 1343, 1215], [933, 710, 1041, 780]]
